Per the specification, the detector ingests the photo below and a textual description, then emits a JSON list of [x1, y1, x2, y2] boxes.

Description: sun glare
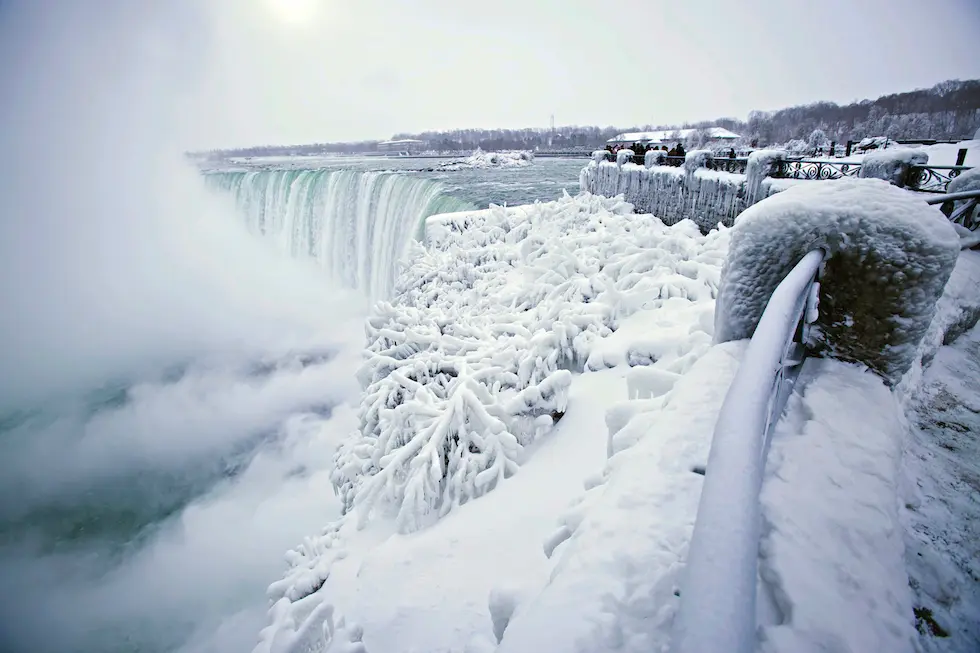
[[263, 0, 320, 26]]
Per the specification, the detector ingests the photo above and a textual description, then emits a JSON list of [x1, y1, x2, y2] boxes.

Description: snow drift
[[714, 178, 960, 385]]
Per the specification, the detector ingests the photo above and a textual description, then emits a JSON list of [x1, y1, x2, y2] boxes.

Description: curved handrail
[[673, 249, 824, 653]]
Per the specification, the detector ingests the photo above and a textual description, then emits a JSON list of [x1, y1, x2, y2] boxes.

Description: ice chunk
[[715, 178, 960, 384]]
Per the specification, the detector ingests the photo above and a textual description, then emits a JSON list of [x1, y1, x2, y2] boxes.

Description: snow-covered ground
[[257, 191, 980, 653], [808, 139, 978, 166]]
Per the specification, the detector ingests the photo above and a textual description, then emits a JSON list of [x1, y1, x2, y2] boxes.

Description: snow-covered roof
[[608, 127, 740, 143]]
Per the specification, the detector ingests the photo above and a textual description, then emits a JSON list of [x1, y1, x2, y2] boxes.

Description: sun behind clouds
[[262, 0, 322, 27]]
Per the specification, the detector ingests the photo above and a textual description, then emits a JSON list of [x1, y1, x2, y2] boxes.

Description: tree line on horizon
[[201, 79, 980, 157]]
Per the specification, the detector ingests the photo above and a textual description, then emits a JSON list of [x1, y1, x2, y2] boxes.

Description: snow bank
[[715, 178, 960, 385], [859, 148, 929, 187], [437, 148, 534, 171], [579, 160, 780, 232], [332, 192, 730, 535], [496, 341, 747, 653], [759, 358, 916, 653]]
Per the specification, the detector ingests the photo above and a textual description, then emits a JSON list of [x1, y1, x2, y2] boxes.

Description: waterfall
[[205, 169, 474, 298]]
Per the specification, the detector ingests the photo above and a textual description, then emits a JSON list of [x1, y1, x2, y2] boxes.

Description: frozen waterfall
[[205, 169, 474, 299]]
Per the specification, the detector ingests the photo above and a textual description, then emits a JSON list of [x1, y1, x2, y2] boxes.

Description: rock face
[[714, 178, 960, 385]]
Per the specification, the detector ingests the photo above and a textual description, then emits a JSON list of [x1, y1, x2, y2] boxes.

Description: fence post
[[956, 148, 968, 166], [830, 141, 836, 158], [845, 140, 853, 157]]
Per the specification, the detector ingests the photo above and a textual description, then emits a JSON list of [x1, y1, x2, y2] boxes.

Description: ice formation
[[683, 149, 713, 179], [744, 149, 787, 204], [715, 178, 960, 385], [644, 149, 667, 167], [436, 148, 534, 171], [330, 192, 728, 534], [579, 158, 780, 232], [859, 148, 929, 187]]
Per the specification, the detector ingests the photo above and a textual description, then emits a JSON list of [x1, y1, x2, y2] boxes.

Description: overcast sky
[[5, 0, 980, 148]]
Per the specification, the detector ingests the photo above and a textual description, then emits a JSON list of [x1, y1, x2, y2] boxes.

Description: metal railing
[[673, 249, 824, 653], [925, 188, 980, 232]]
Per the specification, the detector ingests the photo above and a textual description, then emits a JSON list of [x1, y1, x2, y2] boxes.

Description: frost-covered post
[[677, 179, 960, 653], [858, 149, 929, 188], [644, 148, 667, 167], [744, 149, 786, 205], [615, 149, 633, 167]]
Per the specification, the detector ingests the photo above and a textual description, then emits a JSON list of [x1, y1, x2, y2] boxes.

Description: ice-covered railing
[[674, 249, 822, 653], [673, 179, 961, 653]]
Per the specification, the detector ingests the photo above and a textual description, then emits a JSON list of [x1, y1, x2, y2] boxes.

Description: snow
[[900, 320, 980, 652], [947, 165, 980, 195], [758, 358, 916, 653], [745, 149, 787, 204], [256, 191, 731, 652], [579, 159, 780, 231], [859, 148, 930, 186], [436, 148, 534, 171], [809, 139, 978, 167], [715, 178, 960, 385], [644, 149, 668, 167], [255, 187, 980, 653], [608, 127, 741, 144], [683, 149, 713, 177], [497, 342, 747, 653]]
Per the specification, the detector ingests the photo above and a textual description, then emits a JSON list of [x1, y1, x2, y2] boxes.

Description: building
[[606, 127, 740, 148], [377, 138, 427, 154]]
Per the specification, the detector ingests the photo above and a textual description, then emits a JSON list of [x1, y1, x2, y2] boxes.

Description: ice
[[758, 358, 916, 653], [436, 148, 534, 171], [745, 149, 787, 204], [579, 159, 778, 231], [683, 149, 713, 178], [331, 192, 729, 535], [858, 148, 929, 186], [644, 149, 667, 167], [715, 178, 960, 385]]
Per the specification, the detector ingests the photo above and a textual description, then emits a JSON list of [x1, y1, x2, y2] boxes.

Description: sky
[[4, 0, 980, 148]]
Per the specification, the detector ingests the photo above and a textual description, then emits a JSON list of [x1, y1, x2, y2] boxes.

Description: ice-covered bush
[[331, 192, 728, 532], [745, 149, 787, 204], [784, 138, 808, 154], [715, 178, 960, 384], [859, 148, 928, 187], [807, 128, 830, 151]]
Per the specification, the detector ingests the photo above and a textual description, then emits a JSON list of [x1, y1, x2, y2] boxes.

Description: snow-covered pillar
[[644, 149, 667, 168], [615, 149, 633, 167], [677, 179, 960, 653], [744, 149, 786, 205], [715, 178, 959, 385], [858, 149, 929, 188]]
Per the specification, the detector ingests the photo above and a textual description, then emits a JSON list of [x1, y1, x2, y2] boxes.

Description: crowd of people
[[602, 141, 739, 164]]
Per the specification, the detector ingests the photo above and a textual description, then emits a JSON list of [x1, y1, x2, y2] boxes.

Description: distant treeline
[[198, 79, 980, 157]]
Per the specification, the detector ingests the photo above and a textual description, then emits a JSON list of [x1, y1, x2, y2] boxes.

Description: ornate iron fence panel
[[772, 159, 862, 181], [907, 165, 971, 193], [710, 158, 749, 174]]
